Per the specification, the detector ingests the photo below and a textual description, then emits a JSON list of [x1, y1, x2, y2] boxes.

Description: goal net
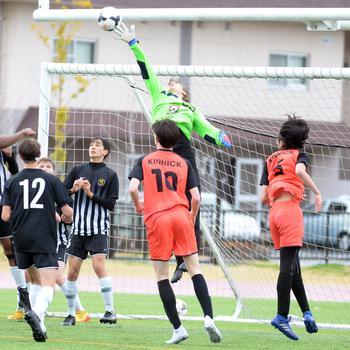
[[38, 63, 350, 327]]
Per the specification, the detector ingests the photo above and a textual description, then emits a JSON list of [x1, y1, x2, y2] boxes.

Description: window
[[52, 38, 95, 63], [339, 148, 350, 180], [269, 53, 308, 87]]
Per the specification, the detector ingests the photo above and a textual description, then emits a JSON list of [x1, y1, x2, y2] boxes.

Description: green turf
[[1, 289, 349, 349]]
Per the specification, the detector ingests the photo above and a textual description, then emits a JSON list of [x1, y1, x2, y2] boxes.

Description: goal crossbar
[[42, 62, 350, 80]]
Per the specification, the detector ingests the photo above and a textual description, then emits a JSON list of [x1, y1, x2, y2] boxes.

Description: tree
[[32, 0, 93, 174]]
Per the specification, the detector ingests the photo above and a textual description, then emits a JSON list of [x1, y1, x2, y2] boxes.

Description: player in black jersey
[[2, 139, 73, 342], [0, 129, 36, 321], [37, 157, 90, 324], [63, 138, 119, 325]]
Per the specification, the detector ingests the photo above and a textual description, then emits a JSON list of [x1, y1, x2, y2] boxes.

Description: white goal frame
[[39, 62, 350, 329]]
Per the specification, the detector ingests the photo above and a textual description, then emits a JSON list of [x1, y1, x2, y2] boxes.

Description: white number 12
[[19, 178, 45, 209]]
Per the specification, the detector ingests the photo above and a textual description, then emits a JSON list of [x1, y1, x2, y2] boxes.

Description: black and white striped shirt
[[64, 163, 119, 236], [57, 219, 70, 246]]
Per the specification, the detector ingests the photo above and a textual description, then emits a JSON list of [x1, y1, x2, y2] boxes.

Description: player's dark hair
[[278, 115, 310, 149], [19, 138, 41, 162], [152, 119, 180, 148], [91, 137, 110, 159], [37, 157, 56, 170]]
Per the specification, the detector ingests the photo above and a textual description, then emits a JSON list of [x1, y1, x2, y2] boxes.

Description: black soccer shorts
[[15, 252, 59, 270], [66, 234, 109, 260]]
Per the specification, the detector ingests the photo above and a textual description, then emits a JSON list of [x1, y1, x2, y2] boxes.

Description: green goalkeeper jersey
[[130, 42, 221, 145]]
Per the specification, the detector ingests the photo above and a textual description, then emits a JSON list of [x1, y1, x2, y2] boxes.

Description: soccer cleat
[[24, 310, 46, 342], [204, 315, 222, 343], [100, 311, 117, 324], [17, 287, 31, 312], [165, 326, 188, 344], [303, 311, 318, 334], [171, 262, 188, 284], [271, 314, 299, 341], [62, 315, 76, 326], [76, 310, 91, 323], [7, 309, 25, 321]]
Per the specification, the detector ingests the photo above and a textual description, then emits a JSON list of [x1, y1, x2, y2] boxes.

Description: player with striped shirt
[[62, 138, 119, 325], [129, 120, 221, 344], [114, 22, 233, 284], [260, 116, 321, 341]]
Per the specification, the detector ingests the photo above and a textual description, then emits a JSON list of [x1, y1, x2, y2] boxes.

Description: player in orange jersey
[[129, 119, 221, 345], [260, 116, 322, 341]]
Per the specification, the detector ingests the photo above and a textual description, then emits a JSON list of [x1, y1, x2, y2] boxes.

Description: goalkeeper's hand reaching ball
[[114, 21, 136, 45], [219, 131, 233, 148]]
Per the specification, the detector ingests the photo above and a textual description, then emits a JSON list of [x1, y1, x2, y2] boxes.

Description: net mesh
[[44, 70, 350, 322]]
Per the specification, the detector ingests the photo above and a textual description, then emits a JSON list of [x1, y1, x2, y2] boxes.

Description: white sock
[[29, 284, 42, 309], [99, 276, 114, 312], [59, 282, 66, 294], [10, 266, 26, 288], [75, 293, 84, 312], [65, 280, 77, 316], [26, 282, 32, 292], [33, 286, 54, 323], [60, 282, 84, 312]]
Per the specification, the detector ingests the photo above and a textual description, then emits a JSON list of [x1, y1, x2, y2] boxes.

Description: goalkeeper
[[114, 22, 233, 283]]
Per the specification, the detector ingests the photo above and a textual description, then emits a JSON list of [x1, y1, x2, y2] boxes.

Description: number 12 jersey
[[2, 169, 71, 253]]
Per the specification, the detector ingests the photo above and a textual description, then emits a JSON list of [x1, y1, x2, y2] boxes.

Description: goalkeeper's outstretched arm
[[114, 22, 163, 103], [193, 109, 233, 148]]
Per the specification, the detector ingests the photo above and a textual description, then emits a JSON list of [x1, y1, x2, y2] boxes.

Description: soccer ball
[[97, 7, 121, 32], [176, 299, 188, 316]]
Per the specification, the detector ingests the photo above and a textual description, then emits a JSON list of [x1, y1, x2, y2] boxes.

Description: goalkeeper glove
[[218, 131, 233, 148], [114, 21, 137, 46]]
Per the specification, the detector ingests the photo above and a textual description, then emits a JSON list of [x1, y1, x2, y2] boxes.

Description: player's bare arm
[[260, 185, 269, 205], [60, 204, 73, 223], [1, 205, 11, 222], [295, 163, 322, 213], [189, 187, 200, 224], [0, 128, 36, 149], [129, 178, 144, 214]]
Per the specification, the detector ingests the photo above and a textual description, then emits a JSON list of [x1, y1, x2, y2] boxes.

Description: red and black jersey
[[128, 149, 199, 222], [260, 149, 309, 203]]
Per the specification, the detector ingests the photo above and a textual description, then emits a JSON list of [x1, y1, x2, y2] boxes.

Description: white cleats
[[165, 325, 189, 344], [204, 315, 222, 343]]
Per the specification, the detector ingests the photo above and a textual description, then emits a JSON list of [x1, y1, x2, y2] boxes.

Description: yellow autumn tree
[[32, 0, 93, 174]]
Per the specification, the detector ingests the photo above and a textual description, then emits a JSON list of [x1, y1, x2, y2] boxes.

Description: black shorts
[[0, 206, 12, 239], [57, 244, 67, 263], [66, 234, 109, 260], [15, 252, 59, 270]]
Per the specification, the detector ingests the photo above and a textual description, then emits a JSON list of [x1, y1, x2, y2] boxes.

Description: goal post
[[38, 62, 350, 328]]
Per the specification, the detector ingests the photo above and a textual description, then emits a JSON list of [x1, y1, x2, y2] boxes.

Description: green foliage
[[31, 0, 93, 172]]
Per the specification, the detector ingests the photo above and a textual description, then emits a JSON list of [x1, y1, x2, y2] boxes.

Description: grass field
[[0, 289, 349, 349]]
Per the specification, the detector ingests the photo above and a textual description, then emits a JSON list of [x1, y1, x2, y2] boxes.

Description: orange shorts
[[269, 200, 304, 250], [145, 206, 197, 261]]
